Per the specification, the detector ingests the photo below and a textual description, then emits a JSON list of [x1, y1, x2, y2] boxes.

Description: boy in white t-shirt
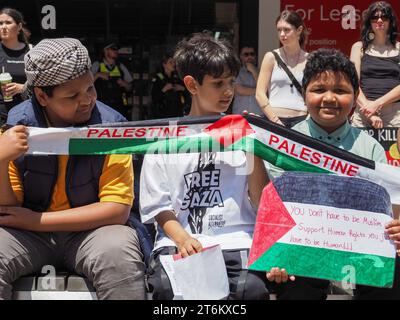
[[140, 33, 271, 300]]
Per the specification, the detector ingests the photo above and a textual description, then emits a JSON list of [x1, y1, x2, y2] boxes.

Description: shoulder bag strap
[[272, 50, 303, 95], [397, 42, 400, 65]]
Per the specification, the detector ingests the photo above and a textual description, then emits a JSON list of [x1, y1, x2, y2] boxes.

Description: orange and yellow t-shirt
[[9, 154, 133, 211]]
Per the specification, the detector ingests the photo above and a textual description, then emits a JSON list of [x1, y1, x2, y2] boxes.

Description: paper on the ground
[[160, 245, 230, 300]]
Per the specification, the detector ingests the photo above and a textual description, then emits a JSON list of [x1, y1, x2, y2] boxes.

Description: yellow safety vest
[[99, 62, 122, 78]]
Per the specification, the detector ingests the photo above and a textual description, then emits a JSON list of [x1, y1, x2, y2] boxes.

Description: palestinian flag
[[248, 172, 396, 288], [26, 114, 400, 204]]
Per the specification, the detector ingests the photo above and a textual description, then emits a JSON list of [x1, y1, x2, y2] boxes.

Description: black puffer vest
[[7, 97, 126, 212]]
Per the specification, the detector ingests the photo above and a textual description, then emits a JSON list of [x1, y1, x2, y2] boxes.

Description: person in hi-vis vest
[[150, 51, 189, 119], [92, 41, 133, 119]]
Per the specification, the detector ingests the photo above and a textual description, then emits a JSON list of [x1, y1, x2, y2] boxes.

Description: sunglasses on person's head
[[109, 46, 119, 51], [242, 52, 255, 57], [371, 13, 389, 22]]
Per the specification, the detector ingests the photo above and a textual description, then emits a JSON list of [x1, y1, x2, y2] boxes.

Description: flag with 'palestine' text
[[25, 114, 400, 204]]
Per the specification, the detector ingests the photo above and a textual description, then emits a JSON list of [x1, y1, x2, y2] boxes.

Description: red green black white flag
[[26, 114, 400, 205]]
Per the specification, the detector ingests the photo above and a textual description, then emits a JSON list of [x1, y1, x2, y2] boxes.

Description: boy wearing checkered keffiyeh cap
[[0, 38, 146, 300], [21, 38, 97, 126], [24, 38, 92, 89]]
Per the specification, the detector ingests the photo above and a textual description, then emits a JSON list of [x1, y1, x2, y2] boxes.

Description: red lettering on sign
[[347, 165, 359, 176], [310, 152, 321, 165], [136, 128, 146, 137], [163, 127, 177, 137], [289, 143, 299, 157], [148, 128, 158, 137], [111, 129, 122, 138], [299, 147, 311, 162], [322, 155, 333, 168], [278, 140, 289, 153], [177, 126, 187, 137], [123, 129, 135, 138], [330, 158, 337, 171], [98, 129, 111, 138], [87, 129, 99, 138], [269, 134, 280, 145], [334, 160, 349, 175]]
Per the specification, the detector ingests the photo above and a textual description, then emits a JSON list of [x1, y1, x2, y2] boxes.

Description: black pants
[[271, 276, 330, 300], [147, 246, 270, 300]]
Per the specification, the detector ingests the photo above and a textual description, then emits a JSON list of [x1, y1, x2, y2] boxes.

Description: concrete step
[[12, 274, 354, 300], [12, 273, 97, 300]]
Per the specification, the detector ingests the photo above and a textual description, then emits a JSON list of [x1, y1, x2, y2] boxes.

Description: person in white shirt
[[140, 33, 272, 300], [256, 10, 308, 128]]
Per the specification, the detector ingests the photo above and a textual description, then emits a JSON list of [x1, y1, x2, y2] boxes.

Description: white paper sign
[[160, 245, 230, 300]]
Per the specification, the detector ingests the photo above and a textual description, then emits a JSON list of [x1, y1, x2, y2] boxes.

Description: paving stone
[[12, 276, 36, 291], [67, 275, 95, 292], [37, 274, 67, 291]]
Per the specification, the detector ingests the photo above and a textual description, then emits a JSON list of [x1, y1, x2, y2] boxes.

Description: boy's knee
[[84, 226, 146, 299], [0, 258, 11, 281], [83, 226, 145, 284], [0, 228, 15, 255], [0, 228, 29, 281], [91, 225, 143, 262]]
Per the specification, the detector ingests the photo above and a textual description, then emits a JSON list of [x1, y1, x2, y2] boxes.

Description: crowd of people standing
[[3, 2, 400, 130]]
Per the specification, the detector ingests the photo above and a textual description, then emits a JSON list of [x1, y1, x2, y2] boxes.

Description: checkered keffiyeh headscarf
[[24, 38, 91, 87]]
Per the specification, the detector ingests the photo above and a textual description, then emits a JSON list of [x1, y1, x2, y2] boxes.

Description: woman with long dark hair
[[0, 7, 29, 121], [350, 1, 400, 128], [256, 10, 308, 128]]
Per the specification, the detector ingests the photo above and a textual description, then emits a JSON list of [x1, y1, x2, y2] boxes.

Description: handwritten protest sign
[[248, 173, 396, 288]]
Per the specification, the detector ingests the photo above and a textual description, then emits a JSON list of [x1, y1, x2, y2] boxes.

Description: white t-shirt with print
[[140, 151, 257, 251]]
